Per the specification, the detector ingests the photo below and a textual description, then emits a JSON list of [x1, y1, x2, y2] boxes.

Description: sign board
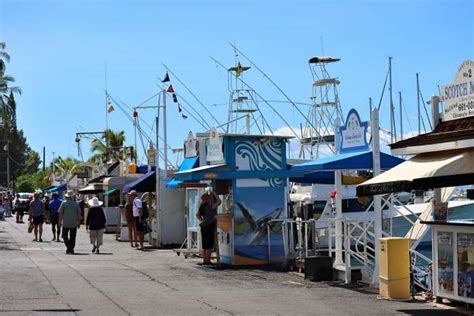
[[147, 148, 156, 166], [184, 131, 198, 158], [338, 108, 369, 153], [440, 60, 474, 121], [206, 127, 224, 163]]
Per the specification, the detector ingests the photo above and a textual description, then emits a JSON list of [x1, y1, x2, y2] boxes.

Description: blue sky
[[0, 0, 472, 166]]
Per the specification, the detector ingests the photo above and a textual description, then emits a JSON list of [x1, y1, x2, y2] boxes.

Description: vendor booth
[[173, 130, 294, 266], [421, 220, 474, 304], [102, 175, 142, 233], [124, 169, 186, 246]]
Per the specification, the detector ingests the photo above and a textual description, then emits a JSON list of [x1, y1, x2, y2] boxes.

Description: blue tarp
[[290, 171, 335, 184], [166, 157, 199, 188], [291, 150, 404, 173]]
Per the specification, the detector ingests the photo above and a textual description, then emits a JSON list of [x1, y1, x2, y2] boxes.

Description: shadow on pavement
[[396, 309, 467, 315]]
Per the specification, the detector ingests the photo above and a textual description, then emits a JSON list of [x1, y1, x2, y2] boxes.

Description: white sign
[[184, 131, 197, 158], [339, 108, 368, 153], [147, 148, 156, 165], [440, 60, 474, 121], [206, 127, 224, 162]]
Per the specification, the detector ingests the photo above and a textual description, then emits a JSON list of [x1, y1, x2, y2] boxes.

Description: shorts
[[50, 214, 59, 225], [33, 215, 44, 225], [200, 222, 216, 250], [134, 216, 145, 232]]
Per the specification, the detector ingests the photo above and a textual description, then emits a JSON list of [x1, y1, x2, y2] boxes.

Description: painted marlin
[[235, 202, 283, 245]]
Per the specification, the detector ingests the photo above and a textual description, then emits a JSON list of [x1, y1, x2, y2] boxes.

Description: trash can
[[379, 237, 410, 300], [304, 256, 333, 281]]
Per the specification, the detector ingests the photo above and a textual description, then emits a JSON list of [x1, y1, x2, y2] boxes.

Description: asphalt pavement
[[0, 216, 469, 316]]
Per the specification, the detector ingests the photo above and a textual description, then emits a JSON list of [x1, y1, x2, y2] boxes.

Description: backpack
[[141, 201, 149, 219]]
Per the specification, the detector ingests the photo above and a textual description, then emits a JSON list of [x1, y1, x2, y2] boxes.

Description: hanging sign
[[440, 60, 474, 121], [338, 108, 369, 153], [206, 127, 224, 163], [147, 148, 156, 166], [184, 131, 198, 158]]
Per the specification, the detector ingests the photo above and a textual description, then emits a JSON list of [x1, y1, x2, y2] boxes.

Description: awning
[[173, 164, 230, 182], [103, 188, 119, 196], [47, 183, 67, 193], [124, 171, 156, 193], [292, 150, 404, 172], [166, 157, 199, 188], [357, 148, 474, 196], [78, 184, 103, 194]]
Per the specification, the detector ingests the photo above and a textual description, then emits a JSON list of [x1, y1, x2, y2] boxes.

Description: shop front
[[173, 130, 294, 266]]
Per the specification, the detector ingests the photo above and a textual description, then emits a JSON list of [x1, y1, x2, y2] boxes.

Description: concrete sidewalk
[[0, 217, 466, 315]]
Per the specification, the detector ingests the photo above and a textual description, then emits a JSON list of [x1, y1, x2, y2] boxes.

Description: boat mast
[[416, 72, 421, 135], [300, 55, 343, 159]]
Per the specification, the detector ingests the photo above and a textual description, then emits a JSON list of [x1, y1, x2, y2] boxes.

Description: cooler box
[[304, 256, 333, 281], [379, 237, 410, 300]]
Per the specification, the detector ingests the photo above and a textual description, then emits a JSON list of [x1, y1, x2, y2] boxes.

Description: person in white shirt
[[129, 190, 145, 250]]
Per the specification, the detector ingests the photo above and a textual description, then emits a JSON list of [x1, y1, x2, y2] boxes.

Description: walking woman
[[86, 197, 106, 254], [197, 189, 221, 266], [124, 196, 138, 248]]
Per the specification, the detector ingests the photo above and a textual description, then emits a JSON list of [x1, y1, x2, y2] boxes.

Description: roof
[[357, 148, 474, 196], [292, 150, 404, 172], [194, 132, 294, 139], [390, 116, 474, 155], [88, 175, 108, 184]]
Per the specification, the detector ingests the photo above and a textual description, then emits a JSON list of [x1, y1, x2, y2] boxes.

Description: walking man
[[129, 190, 145, 251], [58, 190, 81, 254], [49, 192, 62, 242], [29, 192, 45, 242]]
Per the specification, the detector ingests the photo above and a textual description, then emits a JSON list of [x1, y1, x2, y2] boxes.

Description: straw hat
[[88, 197, 103, 208]]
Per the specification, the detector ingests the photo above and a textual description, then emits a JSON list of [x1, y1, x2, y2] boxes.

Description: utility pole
[[42, 146, 46, 171], [6, 143, 10, 191]]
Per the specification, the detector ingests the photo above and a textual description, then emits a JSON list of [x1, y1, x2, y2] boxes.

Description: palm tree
[[0, 42, 21, 96], [54, 157, 83, 187], [90, 129, 128, 163]]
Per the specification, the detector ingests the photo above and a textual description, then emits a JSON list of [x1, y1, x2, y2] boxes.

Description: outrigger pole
[[210, 56, 300, 140], [230, 43, 333, 153]]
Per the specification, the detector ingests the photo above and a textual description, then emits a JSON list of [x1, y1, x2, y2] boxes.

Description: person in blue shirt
[[49, 192, 62, 242]]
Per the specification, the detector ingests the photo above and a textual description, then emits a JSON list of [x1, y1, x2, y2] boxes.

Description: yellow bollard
[[379, 237, 411, 300]]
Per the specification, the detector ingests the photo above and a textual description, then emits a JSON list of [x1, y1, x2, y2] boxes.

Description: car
[[13, 192, 33, 214]]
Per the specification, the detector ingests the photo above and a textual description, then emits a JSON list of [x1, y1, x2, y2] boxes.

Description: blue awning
[[290, 171, 335, 184], [46, 183, 67, 193], [166, 157, 199, 188], [124, 171, 156, 193], [292, 150, 404, 173]]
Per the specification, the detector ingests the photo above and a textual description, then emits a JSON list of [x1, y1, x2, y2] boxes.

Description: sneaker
[[39, 238, 43, 242], [92, 246, 97, 253], [95, 248, 100, 254], [52, 237, 56, 241]]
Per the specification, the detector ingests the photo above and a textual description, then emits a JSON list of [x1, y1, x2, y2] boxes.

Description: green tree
[[15, 169, 49, 193], [90, 129, 128, 162], [54, 156, 83, 187]]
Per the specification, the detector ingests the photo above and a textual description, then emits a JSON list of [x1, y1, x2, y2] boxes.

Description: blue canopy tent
[[166, 157, 199, 188], [46, 183, 67, 193], [124, 171, 156, 193], [292, 150, 404, 173], [124, 157, 200, 192]]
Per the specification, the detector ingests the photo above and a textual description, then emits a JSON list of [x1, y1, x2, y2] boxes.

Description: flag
[[167, 85, 174, 93], [172, 93, 178, 103], [236, 62, 243, 78], [178, 104, 182, 113], [182, 113, 188, 119], [161, 72, 170, 83], [133, 111, 139, 118], [107, 105, 115, 113]]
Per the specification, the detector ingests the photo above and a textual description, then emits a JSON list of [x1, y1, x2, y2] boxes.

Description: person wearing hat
[[86, 197, 106, 254], [129, 190, 145, 250], [58, 190, 82, 254]]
